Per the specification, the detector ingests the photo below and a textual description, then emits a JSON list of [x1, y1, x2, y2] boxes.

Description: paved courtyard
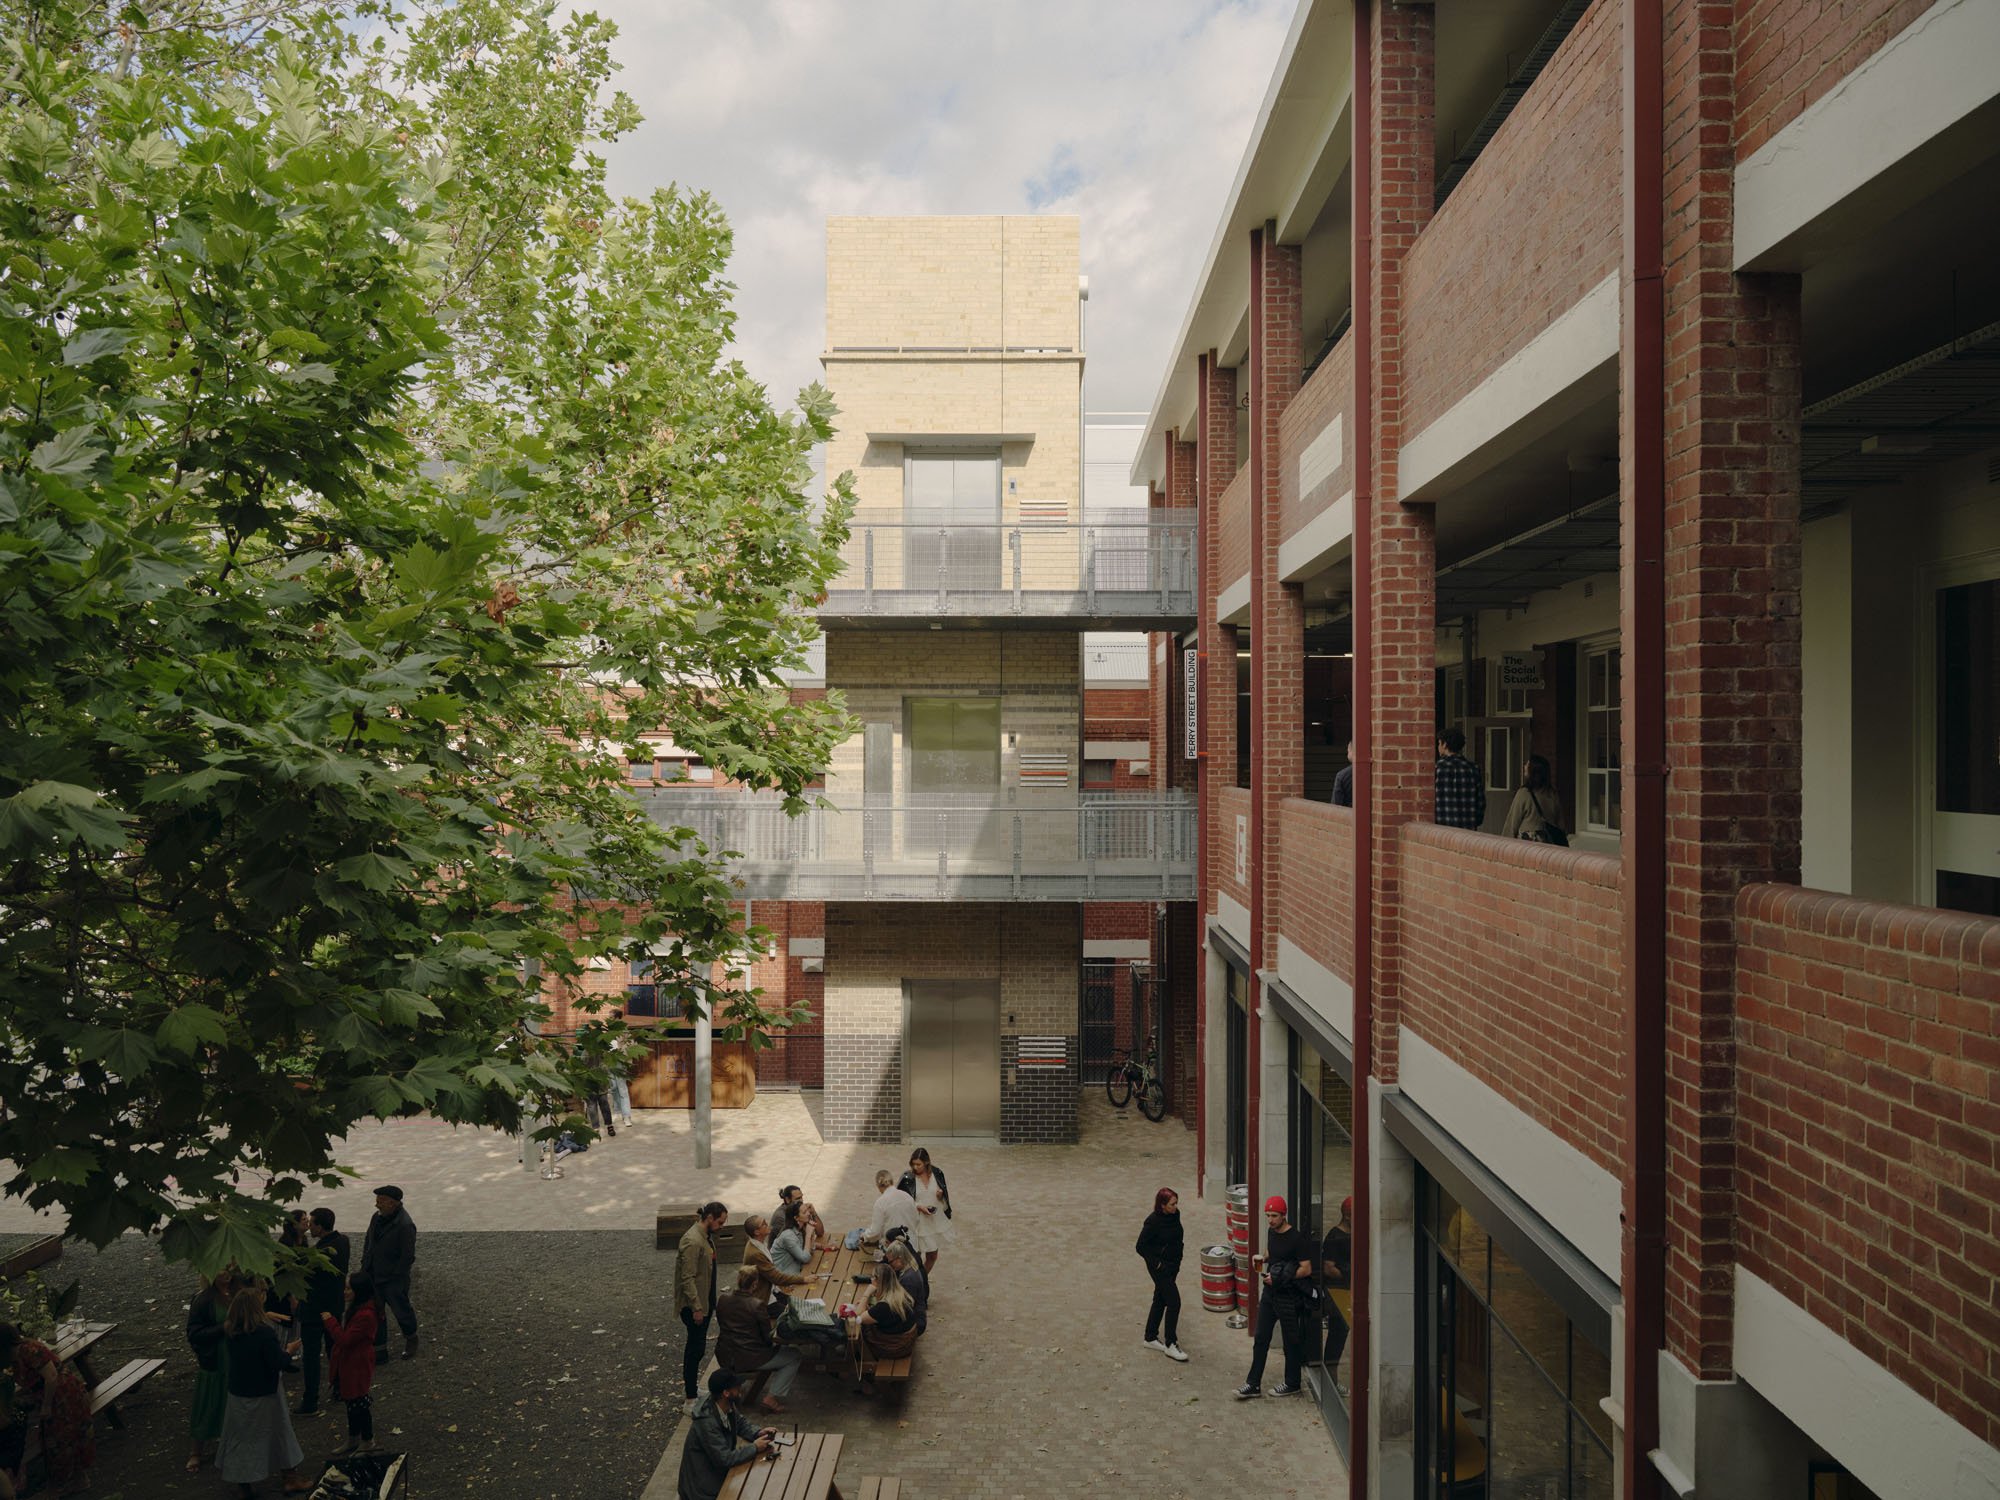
[[3, 1092, 1345, 1498]]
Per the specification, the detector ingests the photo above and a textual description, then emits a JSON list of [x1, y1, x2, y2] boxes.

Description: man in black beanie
[[359, 1185, 419, 1359]]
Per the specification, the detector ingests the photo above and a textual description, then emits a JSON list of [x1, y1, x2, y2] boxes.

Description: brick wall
[[1083, 903, 1152, 941], [1278, 332, 1354, 548], [1659, 0, 1806, 1377], [1399, 826, 1625, 1174], [1364, 0, 1440, 1086], [1734, 885, 2000, 1446], [1216, 784, 1252, 914], [1399, 0, 1621, 440], [1216, 465, 1251, 597], [1272, 797, 1355, 986], [1000, 1034, 1079, 1144], [1735, 0, 1935, 161]]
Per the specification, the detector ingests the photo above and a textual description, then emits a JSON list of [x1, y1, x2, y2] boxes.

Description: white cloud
[[571, 0, 1292, 415]]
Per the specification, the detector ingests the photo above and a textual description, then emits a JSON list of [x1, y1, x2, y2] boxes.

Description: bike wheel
[[1139, 1075, 1168, 1122], [1106, 1062, 1133, 1107]]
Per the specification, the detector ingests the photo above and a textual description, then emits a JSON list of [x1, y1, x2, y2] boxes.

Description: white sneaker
[[1143, 1337, 1168, 1354], [1164, 1343, 1189, 1362]]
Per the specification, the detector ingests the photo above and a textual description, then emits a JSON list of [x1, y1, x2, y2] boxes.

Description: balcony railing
[[821, 508, 1196, 622], [637, 788, 1196, 900]]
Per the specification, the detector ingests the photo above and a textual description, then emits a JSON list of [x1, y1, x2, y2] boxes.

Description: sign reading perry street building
[[1184, 647, 1199, 758]]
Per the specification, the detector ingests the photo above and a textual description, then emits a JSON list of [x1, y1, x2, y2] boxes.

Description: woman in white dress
[[896, 1147, 953, 1274]]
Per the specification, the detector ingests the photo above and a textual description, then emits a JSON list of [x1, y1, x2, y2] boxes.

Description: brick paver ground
[[1, 1092, 1345, 1497]]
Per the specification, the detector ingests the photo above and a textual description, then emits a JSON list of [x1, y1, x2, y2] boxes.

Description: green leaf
[[334, 851, 410, 892], [157, 1004, 229, 1055], [62, 327, 134, 365], [30, 428, 101, 477]]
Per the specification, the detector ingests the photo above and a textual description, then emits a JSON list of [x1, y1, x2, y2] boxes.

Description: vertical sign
[[1184, 647, 1199, 759], [1235, 814, 1248, 885]]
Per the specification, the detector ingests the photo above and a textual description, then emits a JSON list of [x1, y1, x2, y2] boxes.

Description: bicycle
[[1105, 1044, 1169, 1121]]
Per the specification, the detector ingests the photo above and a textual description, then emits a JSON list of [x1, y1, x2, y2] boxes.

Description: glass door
[[905, 454, 1002, 590], [1930, 569, 2000, 915]]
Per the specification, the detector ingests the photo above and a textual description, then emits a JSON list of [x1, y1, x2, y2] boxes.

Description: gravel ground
[[38, 1230, 678, 1500]]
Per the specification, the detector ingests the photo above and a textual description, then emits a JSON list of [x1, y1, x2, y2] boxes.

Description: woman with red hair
[[1135, 1187, 1189, 1361]]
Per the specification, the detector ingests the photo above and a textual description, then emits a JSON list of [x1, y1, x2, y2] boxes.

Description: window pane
[[906, 457, 955, 510], [1571, 1328, 1614, 1452], [952, 457, 999, 514], [1489, 1324, 1568, 1498], [1937, 579, 2000, 817]]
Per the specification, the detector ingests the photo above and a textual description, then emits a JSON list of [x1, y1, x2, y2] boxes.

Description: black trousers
[[680, 1305, 712, 1399], [345, 1392, 374, 1441], [298, 1309, 329, 1408], [373, 1277, 416, 1352], [1144, 1265, 1181, 1346], [1323, 1295, 1350, 1365], [1244, 1290, 1311, 1389]]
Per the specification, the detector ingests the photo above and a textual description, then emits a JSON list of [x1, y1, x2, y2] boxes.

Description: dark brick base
[[1001, 1035, 1079, 1144], [824, 1032, 903, 1143]]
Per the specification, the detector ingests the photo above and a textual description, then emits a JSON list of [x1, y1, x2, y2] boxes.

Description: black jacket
[[225, 1324, 287, 1399], [305, 1230, 351, 1314], [186, 1290, 226, 1372], [677, 1395, 761, 1500], [1135, 1210, 1185, 1275], [895, 1166, 951, 1218], [361, 1207, 416, 1284]]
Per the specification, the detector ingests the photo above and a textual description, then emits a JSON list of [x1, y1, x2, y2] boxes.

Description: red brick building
[[1132, 1, 2000, 1495]]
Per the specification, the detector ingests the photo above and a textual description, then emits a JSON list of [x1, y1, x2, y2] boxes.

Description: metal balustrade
[[637, 788, 1197, 901], [821, 509, 1196, 622]]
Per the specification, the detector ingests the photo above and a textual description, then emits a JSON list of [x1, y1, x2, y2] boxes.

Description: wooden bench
[[853, 1480, 902, 1500], [87, 1356, 165, 1420]]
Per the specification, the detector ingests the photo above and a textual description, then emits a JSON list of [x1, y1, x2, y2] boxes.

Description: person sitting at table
[[864, 1169, 919, 1247], [713, 1269, 802, 1414], [882, 1241, 928, 1336], [768, 1204, 818, 1280], [742, 1214, 812, 1304], [677, 1368, 774, 1500], [0, 1321, 94, 1497], [853, 1263, 918, 1396]]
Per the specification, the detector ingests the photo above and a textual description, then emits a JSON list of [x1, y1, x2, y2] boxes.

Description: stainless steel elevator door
[[904, 980, 1001, 1138]]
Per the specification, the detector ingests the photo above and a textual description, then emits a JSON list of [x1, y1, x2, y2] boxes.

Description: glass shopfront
[[1288, 1034, 1355, 1442], [1224, 962, 1249, 1188], [1416, 1176, 1613, 1499]]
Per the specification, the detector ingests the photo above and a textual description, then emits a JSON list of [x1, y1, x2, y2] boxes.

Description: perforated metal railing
[[822, 509, 1196, 618], [637, 789, 1197, 900]]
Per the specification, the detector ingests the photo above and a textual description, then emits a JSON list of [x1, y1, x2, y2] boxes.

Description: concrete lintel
[[786, 937, 825, 958], [1215, 892, 1251, 952], [1397, 273, 1619, 505], [1082, 939, 1151, 960], [1735, 0, 2000, 272], [1275, 935, 1353, 1043], [1278, 489, 1354, 582]]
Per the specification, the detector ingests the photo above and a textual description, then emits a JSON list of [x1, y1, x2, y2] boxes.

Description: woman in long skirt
[[185, 1270, 234, 1473], [219, 1285, 310, 1496]]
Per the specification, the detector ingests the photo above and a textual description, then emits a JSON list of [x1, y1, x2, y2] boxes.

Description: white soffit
[[1735, 0, 2000, 272], [1398, 1026, 1623, 1281], [1216, 574, 1251, 624], [1734, 1267, 2000, 1500], [1279, 489, 1354, 581], [1398, 273, 1619, 504], [1130, 0, 1357, 487]]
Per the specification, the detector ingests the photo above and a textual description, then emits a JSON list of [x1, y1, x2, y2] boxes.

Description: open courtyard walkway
[[2, 1092, 1344, 1497]]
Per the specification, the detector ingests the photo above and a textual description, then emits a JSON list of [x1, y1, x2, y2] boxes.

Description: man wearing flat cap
[[359, 1185, 419, 1360]]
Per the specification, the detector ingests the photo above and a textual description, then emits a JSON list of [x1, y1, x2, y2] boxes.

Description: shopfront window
[[1418, 1178, 1612, 1500], [1224, 965, 1248, 1187], [1288, 1035, 1355, 1441]]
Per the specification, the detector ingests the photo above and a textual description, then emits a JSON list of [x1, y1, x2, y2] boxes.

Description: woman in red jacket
[[322, 1273, 379, 1458]]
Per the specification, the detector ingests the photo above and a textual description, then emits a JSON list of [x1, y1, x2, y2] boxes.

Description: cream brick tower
[[797, 216, 1197, 1143]]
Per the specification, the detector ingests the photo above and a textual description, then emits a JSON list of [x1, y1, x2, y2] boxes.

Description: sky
[[575, 0, 1294, 418]]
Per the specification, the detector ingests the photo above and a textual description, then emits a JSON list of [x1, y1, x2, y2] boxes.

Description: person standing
[[323, 1274, 379, 1459], [218, 1286, 310, 1496], [1136, 1187, 1189, 1362], [896, 1147, 952, 1275], [1500, 753, 1568, 844], [1319, 1196, 1353, 1371], [865, 1170, 919, 1248], [296, 1208, 349, 1417], [675, 1201, 728, 1409], [359, 1185, 418, 1361], [677, 1369, 773, 1500], [1331, 741, 1355, 807], [1433, 728, 1486, 831], [1235, 1195, 1315, 1399], [185, 1271, 233, 1474], [606, 1033, 635, 1125]]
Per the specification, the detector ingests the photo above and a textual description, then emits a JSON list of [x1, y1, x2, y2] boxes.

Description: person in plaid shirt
[[1434, 727, 1486, 830]]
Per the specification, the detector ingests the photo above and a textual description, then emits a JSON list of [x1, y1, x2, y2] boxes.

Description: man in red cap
[[1235, 1194, 1315, 1398]]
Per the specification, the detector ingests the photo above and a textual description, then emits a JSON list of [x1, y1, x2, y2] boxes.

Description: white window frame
[[1578, 635, 1622, 835]]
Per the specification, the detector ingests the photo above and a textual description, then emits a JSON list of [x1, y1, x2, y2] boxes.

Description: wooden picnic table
[[792, 1245, 914, 1386], [51, 1320, 114, 1384], [719, 1431, 845, 1500]]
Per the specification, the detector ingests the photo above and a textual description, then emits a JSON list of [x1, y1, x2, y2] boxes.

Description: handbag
[[1519, 789, 1569, 847], [777, 1300, 836, 1337]]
